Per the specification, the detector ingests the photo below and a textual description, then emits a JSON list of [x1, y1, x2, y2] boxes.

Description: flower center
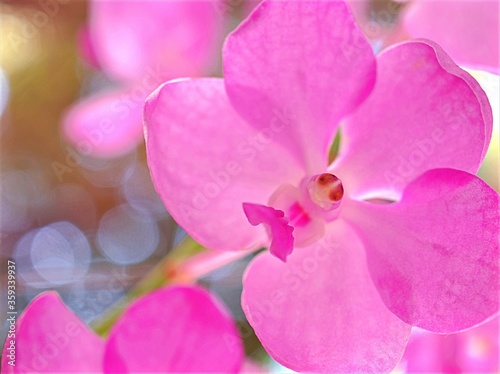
[[242, 173, 345, 261], [268, 173, 344, 247], [307, 173, 344, 210]]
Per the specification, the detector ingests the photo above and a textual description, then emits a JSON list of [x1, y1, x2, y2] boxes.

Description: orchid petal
[[104, 286, 243, 373], [1, 292, 104, 373], [224, 0, 376, 171], [242, 221, 411, 372], [344, 168, 500, 332], [62, 87, 145, 158], [144, 78, 302, 251], [403, 1, 499, 74], [334, 40, 493, 199]]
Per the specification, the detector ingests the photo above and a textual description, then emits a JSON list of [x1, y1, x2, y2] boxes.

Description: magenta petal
[[104, 286, 243, 373], [242, 203, 294, 261], [344, 168, 500, 333], [1, 292, 104, 373], [62, 87, 145, 158], [224, 0, 376, 171], [334, 40, 493, 199], [89, 1, 223, 83], [144, 78, 302, 251], [403, 1, 499, 74], [242, 221, 411, 372]]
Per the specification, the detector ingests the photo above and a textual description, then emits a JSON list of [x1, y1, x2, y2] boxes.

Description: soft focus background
[[0, 0, 498, 372]]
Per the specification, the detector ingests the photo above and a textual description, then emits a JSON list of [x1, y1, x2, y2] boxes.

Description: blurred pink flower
[[401, 0, 499, 75], [63, 0, 225, 158], [401, 317, 499, 373], [350, 0, 499, 74], [144, 0, 499, 371], [1, 286, 243, 373]]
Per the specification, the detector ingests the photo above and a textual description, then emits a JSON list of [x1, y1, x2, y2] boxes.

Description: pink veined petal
[[62, 87, 146, 158], [223, 0, 376, 172], [1, 292, 104, 374], [242, 220, 411, 372], [403, 1, 499, 75], [403, 317, 499, 373], [334, 40, 493, 200], [343, 168, 500, 333], [103, 285, 243, 373], [88, 0, 224, 83], [242, 203, 294, 262], [144, 78, 303, 252]]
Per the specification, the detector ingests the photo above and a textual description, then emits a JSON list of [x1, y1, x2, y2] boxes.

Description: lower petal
[[344, 168, 500, 333], [1, 292, 104, 373], [104, 286, 243, 373], [242, 220, 411, 372]]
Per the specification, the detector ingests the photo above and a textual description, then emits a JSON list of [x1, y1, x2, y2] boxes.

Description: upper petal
[[334, 40, 493, 199], [403, 1, 499, 74], [242, 220, 411, 372], [144, 78, 302, 251], [223, 0, 376, 172], [1, 292, 104, 373], [89, 0, 223, 83], [343, 168, 500, 333], [62, 87, 145, 158], [103, 285, 243, 373]]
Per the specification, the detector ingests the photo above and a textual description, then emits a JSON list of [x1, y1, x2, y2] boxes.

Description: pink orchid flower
[[401, 317, 499, 373], [63, 1, 224, 158], [144, 0, 499, 372], [1, 286, 243, 373]]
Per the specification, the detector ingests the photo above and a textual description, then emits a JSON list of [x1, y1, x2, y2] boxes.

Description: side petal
[[403, 1, 499, 74], [242, 220, 411, 372], [103, 286, 243, 373], [343, 168, 500, 333], [62, 87, 145, 158], [224, 0, 376, 171], [334, 40, 493, 200], [89, 1, 223, 83], [1, 292, 104, 373], [144, 78, 302, 251]]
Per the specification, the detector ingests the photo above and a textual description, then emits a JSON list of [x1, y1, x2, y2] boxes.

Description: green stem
[[91, 237, 203, 336], [91, 237, 256, 336]]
